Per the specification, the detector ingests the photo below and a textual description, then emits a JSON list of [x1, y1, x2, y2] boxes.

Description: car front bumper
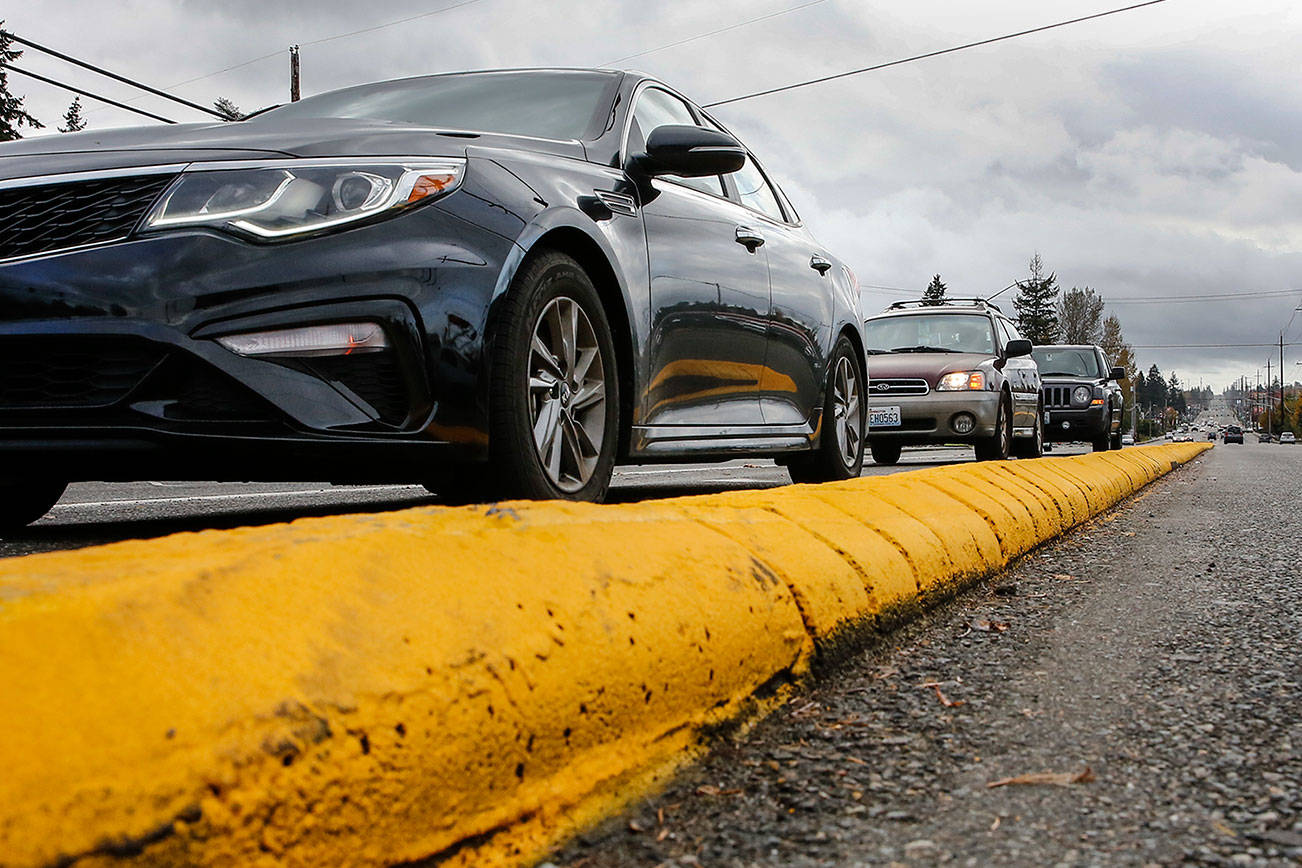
[[867, 390, 1000, 444], [1043, 405, 1107, 442], [0, 198, 513, 481]]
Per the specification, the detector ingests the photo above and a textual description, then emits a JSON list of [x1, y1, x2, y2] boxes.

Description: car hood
[[0, 116, 587, 180], [1038, 374, 1100, 385], [866, 352, 993, 384]]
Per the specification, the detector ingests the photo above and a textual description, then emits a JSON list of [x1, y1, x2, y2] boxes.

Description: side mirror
[[1109, 366, 1126, 381], [635, 124, 746, 178], [1005, 339, 1033, 358]]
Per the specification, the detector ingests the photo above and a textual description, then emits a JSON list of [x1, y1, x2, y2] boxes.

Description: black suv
[[1031, 345, 1126, 451], [1224, 425, 1244, 444]]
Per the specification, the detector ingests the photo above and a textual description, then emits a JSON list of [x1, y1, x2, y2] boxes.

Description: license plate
[[869, 405, 901, 428]]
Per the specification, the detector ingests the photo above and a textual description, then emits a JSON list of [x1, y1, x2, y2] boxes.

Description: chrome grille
[[0, 172, 177, 262], [869, 378, 929, 397]]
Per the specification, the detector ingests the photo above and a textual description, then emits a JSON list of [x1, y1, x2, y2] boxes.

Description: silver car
[[863, 299, 1041, 463]]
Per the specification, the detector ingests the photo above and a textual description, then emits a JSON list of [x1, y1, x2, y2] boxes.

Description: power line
[[1131, 342, 1301, 349], [703, 0, 1169, 108], [6, 65, 178, 124], [1108, 291, 1302, 305], [2, 30, 225, 118], [602, 0, 828, 67]]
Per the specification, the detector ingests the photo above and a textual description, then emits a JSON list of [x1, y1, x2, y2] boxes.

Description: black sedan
[[0, 69, 866, 527]]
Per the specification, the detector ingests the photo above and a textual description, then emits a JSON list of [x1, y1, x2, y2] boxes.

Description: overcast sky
[[9, 0, 1302, 391]]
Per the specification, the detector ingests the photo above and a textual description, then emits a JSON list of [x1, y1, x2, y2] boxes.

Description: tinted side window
[[728, 155, 786, 222], [628, 88, 725, 197]]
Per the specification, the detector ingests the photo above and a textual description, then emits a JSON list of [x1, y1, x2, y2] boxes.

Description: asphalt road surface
[[551, 439, 1302, 866], [0, 443, 1092, 559]]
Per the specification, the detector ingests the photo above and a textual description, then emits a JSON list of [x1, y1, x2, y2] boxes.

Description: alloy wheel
[[833, 354, 861, 468], [527, 296, 607, 493]]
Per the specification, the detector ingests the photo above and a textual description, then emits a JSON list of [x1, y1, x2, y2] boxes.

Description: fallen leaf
[[986, 767, 1095, 788], [1052, 573, 1077, 581], [971, 619, 1010, 632], [656, 826, 671, 842], [845, 755, 867, 766], [990, 816, 1001, 831], [918, 682, 965, 707], [628, 820, 645, 833]]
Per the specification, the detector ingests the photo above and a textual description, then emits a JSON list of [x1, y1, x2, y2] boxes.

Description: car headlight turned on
[[1072, 385, 1092, 406], [216, 322, 388, 358], [142, 158, 465, 240], [937, 371, 985, 391]]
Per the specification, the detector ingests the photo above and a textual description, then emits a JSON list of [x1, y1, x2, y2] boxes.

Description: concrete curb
[[0, 443, 1211, 867]]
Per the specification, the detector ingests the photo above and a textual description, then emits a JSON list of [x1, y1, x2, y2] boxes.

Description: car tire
[[788, 335, 865, 483], [1110, 427, 1123, 450], [868, 441, 902, 466], [1012, 402, 1043, 459], [974, 395, 1012, 461], [485, 251, 620, 502], [0, 480, 68, 533], [1092, 429, 1111, 452]]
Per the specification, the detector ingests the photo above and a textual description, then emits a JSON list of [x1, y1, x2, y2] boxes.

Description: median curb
[[0, 443, 1210, 867]]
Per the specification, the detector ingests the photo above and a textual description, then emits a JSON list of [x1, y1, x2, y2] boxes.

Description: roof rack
[[886, 297, 1004, 313]]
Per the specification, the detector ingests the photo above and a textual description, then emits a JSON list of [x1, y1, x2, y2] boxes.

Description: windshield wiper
[[889, 345, 959, 353]]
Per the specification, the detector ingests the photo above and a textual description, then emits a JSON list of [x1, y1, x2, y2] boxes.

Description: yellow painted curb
[[0, 443, 1211, 867]]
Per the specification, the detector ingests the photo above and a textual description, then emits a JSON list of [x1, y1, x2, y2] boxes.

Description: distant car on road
[[1207, 431, 1217, 441], [1224, 425, 1244, 444], [1173, 430, 1193, 442], [1121, 433, 1135, 447], [862, 298, 1041, 463], [1032, 345, 1125, 451], [1281, 431, 1296, 444], [1259, 433, 1273, 444]]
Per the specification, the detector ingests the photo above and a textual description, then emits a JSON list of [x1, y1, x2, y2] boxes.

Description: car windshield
[[863, 314, 996, 355], [260, 70, 619, 140], [1031, 348, 1102, 378]]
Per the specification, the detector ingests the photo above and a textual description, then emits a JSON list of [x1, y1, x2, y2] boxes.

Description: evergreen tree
[[58, 96, 86, 132], [1057, 287, 1105, 344], [1013, 253, 1060, 344], [0, 23, 44, 141], [1145, 364, 1165, 408], [922, 274, 947, 306], [1167, 372, 1186, 416], [213, 97, 244, 121]]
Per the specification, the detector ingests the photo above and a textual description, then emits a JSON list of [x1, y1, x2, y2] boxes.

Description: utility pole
[[290, 45, 301, 102], [1281, 331, 1286, 432], [1266, 357, 1272, 437]]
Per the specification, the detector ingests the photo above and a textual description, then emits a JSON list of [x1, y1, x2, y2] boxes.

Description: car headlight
[[142, 158, 465, 240], [1072, 385, 1092, 406], [937, 371, 985, 391]]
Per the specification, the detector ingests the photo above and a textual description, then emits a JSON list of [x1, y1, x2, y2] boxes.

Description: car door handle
[[809, 254, 833, 274], [735, 226, 765, 251]]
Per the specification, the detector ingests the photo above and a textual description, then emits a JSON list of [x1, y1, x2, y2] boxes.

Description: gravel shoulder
[[553, 444, 1302, 867]]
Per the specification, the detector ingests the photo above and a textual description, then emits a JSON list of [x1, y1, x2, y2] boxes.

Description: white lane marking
[[53, 485, 427, 511], [615, 466, 780, 478]]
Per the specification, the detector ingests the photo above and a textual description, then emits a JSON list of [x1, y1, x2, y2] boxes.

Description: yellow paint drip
[[0, 443, 1210, 867]]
